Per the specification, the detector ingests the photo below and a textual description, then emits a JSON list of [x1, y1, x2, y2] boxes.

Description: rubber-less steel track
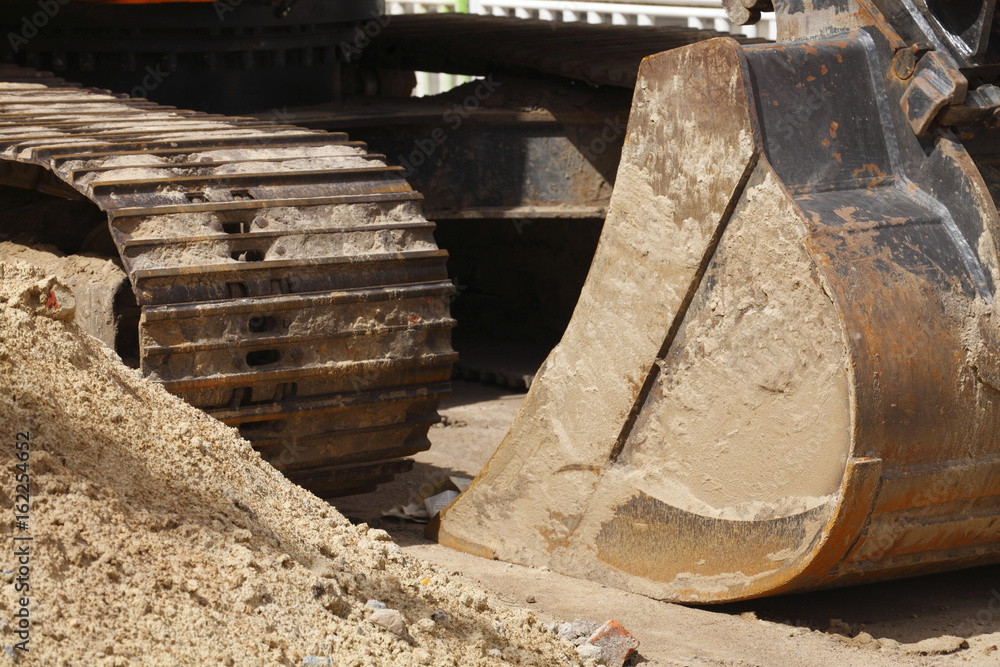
[[0, 65, 456, 496]]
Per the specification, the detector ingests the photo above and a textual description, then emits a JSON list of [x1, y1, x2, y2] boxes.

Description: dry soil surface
[[0, 261, 584, 666], [336, 382, 1000, 667]]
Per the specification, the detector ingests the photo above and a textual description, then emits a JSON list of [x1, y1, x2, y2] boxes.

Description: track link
[[0, 65, 456, 496]]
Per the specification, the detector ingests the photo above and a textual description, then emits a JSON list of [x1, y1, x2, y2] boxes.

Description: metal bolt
[[893, 48, 918, 80]]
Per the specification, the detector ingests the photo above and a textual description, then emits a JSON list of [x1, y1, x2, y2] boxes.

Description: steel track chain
[[0, 64, 456, 496]]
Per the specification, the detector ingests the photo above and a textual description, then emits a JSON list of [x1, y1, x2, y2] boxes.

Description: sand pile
[[0, 261, 583, 667]]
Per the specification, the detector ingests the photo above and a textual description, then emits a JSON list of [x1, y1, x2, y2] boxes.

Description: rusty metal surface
[[745, 28, 1000, 591], [899, 50, 968, 136], [281, 78, 632, 222], [437, 7, 1000, 602], [0, 64, 455, 496]]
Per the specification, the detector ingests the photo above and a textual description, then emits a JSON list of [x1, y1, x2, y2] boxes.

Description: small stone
[[739, 611, 757, 621], [525, 595, 536, 603], [576, 644, 602, 661], [902, 636, 969, 656], [570, 619, 600, 639], [586, 620, 640, 665], [556, 622, 576, 640], [21, 277, 75, 321], [369, 529, 392, 542], [302, 657, 331, 667], [365, 599, 386, 610], [487, 648, 502, 658], [412, 649, 432, 665], [370, 608, 412, 642], [431, 610, 448, 623]]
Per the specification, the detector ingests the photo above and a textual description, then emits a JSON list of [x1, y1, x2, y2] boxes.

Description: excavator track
[[0, 64, 456, 496]]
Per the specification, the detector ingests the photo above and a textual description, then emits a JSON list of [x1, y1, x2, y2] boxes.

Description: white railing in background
[[386, 0, 776, 96], [470, 0, 777, 38]]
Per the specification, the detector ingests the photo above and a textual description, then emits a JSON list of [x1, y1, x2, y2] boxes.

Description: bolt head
[[894, 48, 918, 80]]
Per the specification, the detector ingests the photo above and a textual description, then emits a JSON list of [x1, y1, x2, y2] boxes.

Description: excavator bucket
[[435, 1, 1000, 603]]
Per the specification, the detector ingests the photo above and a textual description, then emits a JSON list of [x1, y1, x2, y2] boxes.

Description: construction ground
[[1, 261, 1000, 666]]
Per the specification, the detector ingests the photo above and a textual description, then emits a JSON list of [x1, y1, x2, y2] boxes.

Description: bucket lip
[[670, 455, 884, 604]]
